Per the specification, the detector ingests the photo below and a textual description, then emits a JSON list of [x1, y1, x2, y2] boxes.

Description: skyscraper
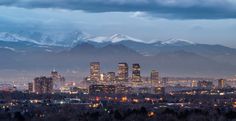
[[100, 73, 106, 82], [162, 77, 168, 87], [218, 79, 225, 89], [191, 80, 197, 87], [107, 72, 116, 82], [150, 70, 159, 85], [51, 70, 65, 91], [90, 62, 101, 82], [132, 64, 141, 82], [117, 63, 129, 82], [28, 82, 33, 93], [34, 76, 53, 94]]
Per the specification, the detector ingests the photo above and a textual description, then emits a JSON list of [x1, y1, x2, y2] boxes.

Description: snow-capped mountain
[[152, 38, 196, 46], [1, 31, 236, 77], [83, 35, 197, 47], [160, 38, 196, 45], [0, 32, 67, 53], [1, 31, 236, 58], [86, 34, 144, 43], [0, 31, 196, 48], [16, 31, 91, 47], [0, 32, 41, 44]]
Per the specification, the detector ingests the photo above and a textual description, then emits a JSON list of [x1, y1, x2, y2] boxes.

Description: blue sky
[[0, 0, 236, 47]]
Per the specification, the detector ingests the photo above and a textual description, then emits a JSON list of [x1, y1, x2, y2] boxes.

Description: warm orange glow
[[148, 112, 155, 117], [233, 102, 236, 108], [89, 103, 100, 108], [121, 96, 128, 102]]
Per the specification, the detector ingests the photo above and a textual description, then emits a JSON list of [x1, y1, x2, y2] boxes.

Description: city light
[[121, 96, 128, 102]]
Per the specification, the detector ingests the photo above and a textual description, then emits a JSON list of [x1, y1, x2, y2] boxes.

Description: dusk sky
[[0, 0, 236, 47]]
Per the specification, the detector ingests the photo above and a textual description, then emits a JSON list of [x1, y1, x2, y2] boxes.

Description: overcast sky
[[0, 0, 236, 47]]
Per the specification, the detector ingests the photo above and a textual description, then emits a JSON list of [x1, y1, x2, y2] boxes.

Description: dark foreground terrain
[[0, 92, 235, 121]]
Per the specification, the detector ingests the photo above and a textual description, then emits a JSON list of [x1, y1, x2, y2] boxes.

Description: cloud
[[0, 0, 236, 19]]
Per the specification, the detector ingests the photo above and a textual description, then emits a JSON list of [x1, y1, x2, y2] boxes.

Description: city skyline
[[0, 1, 236, 121], [6, 61, 232, 91], [28, 61, 233, 94]]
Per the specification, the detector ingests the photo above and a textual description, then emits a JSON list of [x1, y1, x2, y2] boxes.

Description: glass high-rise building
[[90, 62, 101, 82], [34, 76, 53, 94], [107, 72, 116, 82], [51, 70, 65, 91], [132, 64, 141, 82], [218, 79, 225, 89], [117, 63, 129, 82], [150, 70, 159, 84]]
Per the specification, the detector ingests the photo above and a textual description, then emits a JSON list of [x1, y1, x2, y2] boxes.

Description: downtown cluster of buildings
[[86, 62, 160, 85], [26, 62, 236, 95], [85, 62, 235, 95], [28, 70, 65, 94], [28, 62, 162, 94], [86, 62, 164, 95]]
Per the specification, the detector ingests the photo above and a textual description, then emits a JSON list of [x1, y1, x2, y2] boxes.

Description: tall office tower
[[28, 82, 33, 93], [150, 70, 159, 85], [107, 72, 116, 82], [100, 73, 105, 82], [218, 79, 225, 89], [132, 64, 141, 82], [191, 80, 197, 87], [117, 63, 129, 82], [34, 76, 53, 94], [162, 77, 168, 87], [90, 62, 101, 82], [51, 70, 66, 91]]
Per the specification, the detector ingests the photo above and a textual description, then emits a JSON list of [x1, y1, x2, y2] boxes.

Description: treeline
[[1, 106, 236, 121]]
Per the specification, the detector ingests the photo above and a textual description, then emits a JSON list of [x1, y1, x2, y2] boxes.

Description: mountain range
[[0, 31, 236, 78]]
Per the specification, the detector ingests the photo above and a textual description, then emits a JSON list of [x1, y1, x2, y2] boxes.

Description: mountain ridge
[[0, 31, 201, 47], [0, 32, 236, 77]]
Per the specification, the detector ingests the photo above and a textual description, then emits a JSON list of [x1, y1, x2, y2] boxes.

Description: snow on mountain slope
[[86, 34, 144, 43], [0, 47, 15, 51], [0, 32, 41, 44], [160, 38, 196, 45], [0, 31, 92, 47], [0, 31, 198, 48], [109, 34, 143, 43]]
